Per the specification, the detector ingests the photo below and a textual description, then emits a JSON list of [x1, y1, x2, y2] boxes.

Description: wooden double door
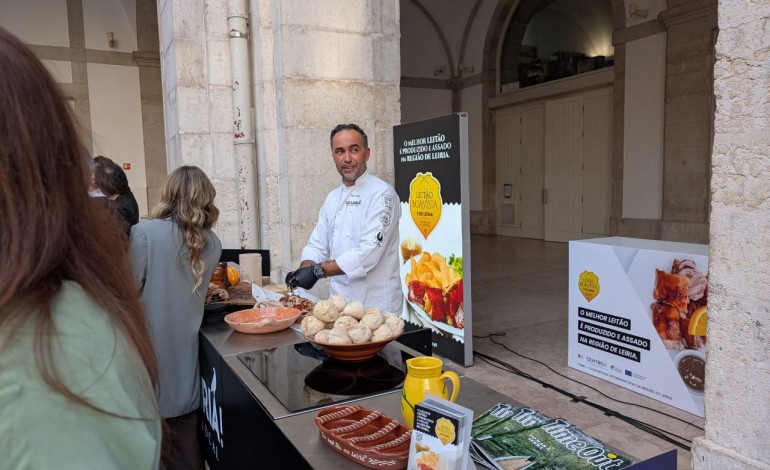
[[495, 87, 612, 242]]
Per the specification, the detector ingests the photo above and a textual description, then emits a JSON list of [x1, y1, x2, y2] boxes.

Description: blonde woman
[[129, 166, 222, 469]]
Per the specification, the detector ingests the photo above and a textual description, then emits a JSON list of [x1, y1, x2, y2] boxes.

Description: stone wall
[[158, 0, 401, 279], [690, 1, 770, 469], [158, 0, 243, 246], [249, 0, 401, 281], [658, 0, 717, 244]]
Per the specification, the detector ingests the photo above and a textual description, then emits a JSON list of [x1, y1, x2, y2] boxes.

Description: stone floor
[[452, 235, 704, 469]]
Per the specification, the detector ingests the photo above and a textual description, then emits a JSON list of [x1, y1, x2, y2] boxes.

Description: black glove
[[286, 265, 319, 290], [285, 270, 297, 287]]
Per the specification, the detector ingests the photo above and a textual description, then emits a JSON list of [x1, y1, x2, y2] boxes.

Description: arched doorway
[[478, 0, 626, 238]]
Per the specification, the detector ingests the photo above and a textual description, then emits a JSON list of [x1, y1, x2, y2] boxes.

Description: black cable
[[472, 351, 693, 452], [477, 332, 704, 431], [470, 332, 702, 451]]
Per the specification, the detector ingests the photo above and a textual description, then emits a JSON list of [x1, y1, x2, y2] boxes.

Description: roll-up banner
[[568, 237, 708, 417], [393, 113, 473, 366]]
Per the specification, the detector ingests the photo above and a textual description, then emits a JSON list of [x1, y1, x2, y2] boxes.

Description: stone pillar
[[156, 0, 240, 244], [135, 0, 167, 210], [690, 2, 770, 469], [658, 0, 717, 243], [249, 0, 401, 280]]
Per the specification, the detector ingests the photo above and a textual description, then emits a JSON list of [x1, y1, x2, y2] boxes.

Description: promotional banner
[[393, 113, 473, 366], [568, 237, 708, 417]]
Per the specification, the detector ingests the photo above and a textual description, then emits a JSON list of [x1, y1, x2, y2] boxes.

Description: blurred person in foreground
[[95, 159, 140, 235], [286, 123, 403, 313], [0, 27, 161, 468], [129, 166, 222, 469]]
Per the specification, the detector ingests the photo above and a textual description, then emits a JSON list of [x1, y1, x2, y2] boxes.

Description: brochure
[[407, 394, 473, 470]]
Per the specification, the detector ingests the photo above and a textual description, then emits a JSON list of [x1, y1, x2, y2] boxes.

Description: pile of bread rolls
[[300, 294, 405, 345]]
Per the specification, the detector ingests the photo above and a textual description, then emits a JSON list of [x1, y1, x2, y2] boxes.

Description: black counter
[[198, 322, 676, 469]]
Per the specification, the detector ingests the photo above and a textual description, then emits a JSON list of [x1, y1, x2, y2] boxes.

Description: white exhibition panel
[[568, 237, 708, 417]]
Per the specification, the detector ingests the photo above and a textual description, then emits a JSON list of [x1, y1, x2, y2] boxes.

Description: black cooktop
[[236, 341, 414, 414]]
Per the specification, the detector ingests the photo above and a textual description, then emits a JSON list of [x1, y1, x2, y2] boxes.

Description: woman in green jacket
[[0, 27, 162, 469]]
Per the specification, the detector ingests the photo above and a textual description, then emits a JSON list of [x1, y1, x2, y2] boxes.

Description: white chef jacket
[[301, 171, 403, 313]]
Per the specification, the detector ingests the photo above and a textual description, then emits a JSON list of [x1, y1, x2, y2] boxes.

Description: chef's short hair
[[330, 123, 368, 149]]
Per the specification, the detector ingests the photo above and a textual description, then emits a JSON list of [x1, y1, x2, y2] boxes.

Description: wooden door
[[495, 107, 521, 237], [582, 88, 613, 238], [518, 104, 545, 239], [544, 96, 583, 242]]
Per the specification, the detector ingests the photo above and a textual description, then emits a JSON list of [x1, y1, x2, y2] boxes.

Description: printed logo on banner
[[201, 367, 224, 460], [408, 172, 442, 239], [578, 271, 600, 302]]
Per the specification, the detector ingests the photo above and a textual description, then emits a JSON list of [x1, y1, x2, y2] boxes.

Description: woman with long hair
[[129, 165, 222, 469], [0, 27, 161, 468]]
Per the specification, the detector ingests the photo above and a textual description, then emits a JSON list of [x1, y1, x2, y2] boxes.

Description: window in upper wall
[[500, 0, 614, 92]]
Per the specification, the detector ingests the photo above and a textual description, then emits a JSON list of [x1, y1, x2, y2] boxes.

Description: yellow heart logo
[[578, 271, 600, 302], [409, 172, 442, 239], [435, 417, 456, 446]]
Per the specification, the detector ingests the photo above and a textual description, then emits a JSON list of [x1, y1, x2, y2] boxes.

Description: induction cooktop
[[236, 341, 415, 414]]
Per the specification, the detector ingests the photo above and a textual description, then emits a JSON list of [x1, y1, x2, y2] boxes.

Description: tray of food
[[315, 405, 411, 470]]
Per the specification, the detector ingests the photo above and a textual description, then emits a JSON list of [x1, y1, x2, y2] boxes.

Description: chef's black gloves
[[285, 265, 318, 290]]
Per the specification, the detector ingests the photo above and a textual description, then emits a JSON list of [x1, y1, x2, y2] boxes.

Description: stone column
[[135, 0, 167, 210], [249, 0, 401, 281], [690, 2, 770, 469], [156, 0, 240, 244], [658, 0, 717, 243]]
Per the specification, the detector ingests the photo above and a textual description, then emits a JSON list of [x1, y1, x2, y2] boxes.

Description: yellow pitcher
[[401, 356, 460, 428]]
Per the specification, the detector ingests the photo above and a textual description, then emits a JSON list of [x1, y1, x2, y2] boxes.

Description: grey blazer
[[129, 218, 222, 418]]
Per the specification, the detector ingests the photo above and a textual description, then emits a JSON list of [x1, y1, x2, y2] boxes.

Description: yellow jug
[[400, 356, 460, 428]]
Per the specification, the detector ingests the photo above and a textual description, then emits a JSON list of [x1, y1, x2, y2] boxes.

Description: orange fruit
[[688, 306, 707, 336], [226, 266, 240, 286]]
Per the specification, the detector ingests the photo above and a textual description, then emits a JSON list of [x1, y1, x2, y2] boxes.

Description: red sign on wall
[[123, 163, 131, 170]]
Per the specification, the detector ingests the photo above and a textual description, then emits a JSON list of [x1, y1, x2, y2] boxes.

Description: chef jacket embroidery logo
[[578, 271, 600, 302], [374, 229, 385, 246], [379, 211, 392, 226], [409, 172, 442, 239]]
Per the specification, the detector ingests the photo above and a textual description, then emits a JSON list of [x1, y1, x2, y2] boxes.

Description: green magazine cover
[[470, 404, 635, 470]]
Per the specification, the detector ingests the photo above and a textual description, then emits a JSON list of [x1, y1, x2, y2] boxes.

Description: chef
[[286, 123, 403, 314]]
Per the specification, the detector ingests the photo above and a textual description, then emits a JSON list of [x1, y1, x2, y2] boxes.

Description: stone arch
[[476, 0, 626, 235]]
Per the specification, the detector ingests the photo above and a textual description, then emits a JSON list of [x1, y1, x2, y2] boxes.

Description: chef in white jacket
[[286, 124, 403, 314]]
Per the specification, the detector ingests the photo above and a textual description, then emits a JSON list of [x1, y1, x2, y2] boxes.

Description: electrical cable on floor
[[472, 332, 702, 452], [478, 332, 704, 431]]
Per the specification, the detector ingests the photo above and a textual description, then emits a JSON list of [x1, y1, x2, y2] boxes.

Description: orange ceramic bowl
[[225, 307, 301, 334], [304, 334, 401, 363]]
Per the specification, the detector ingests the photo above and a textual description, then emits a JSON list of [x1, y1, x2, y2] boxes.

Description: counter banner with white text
[[393, 113, 473, 366], [568, 237, 708, 417]]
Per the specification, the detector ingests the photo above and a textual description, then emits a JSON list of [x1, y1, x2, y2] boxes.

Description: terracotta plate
[[315, 404, 411, 470], [225, 307, 300, 334], [304, 334, 401, 363]]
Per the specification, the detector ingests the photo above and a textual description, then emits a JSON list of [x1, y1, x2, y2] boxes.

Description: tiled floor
[[453, 235, 703, 469]]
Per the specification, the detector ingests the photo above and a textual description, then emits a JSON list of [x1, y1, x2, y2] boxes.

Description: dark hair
[[92, 155, 113, 191], [330, 123, 368, 148], [0, 27, 158, 416], [98, 161, 132, 196]]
